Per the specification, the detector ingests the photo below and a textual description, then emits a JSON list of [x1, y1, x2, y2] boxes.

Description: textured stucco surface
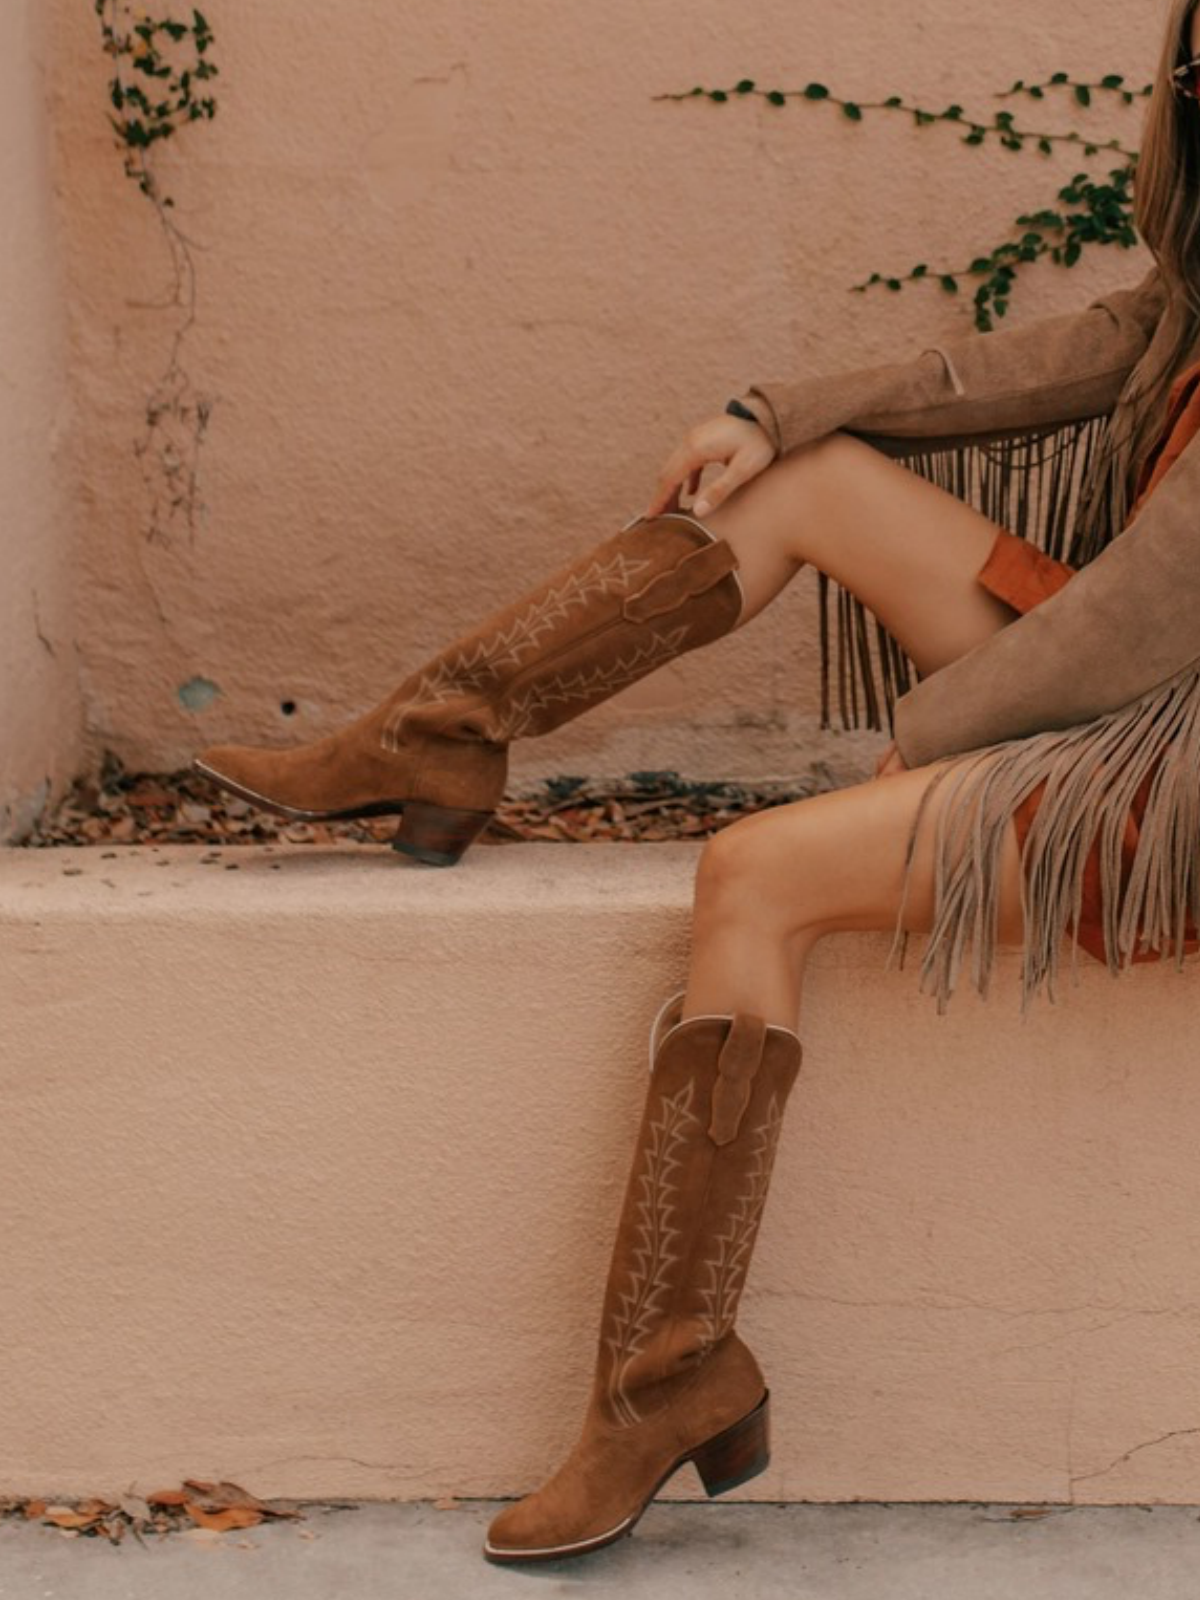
[[44, 0, 1157, 787], [0, 0, 82, 841], [4, 841, 1200, 1505]]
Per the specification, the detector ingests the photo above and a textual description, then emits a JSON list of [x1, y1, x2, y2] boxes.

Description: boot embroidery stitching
[[604, 1079, 700, 1428], [695, 1094, 786, 1361], [378, 554, 653, 751], [493, 627, 690, 742]]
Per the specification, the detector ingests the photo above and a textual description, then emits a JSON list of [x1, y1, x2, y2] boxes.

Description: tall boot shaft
[[381, 513, 742, 753], [596, 998, 803, 1430]]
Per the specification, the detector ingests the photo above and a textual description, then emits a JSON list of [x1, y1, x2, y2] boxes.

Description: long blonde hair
[[1137, 0, 1200, 318], [1074, 0, 1200, 548], [1124, 1, 1200, 446]]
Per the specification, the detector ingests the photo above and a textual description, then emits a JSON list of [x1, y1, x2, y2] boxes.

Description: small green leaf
[[709, 89, 728, 102], [1039, 137, 1053, 155], [803, 83, 830, 100], [1050, 71, 1069, 84], [886, 278, 902, 291], [843, 101, 863, 120], [766, 90, 786, 107], [1064, 241, 1082, 266], [1075, 84, 1092, 107], [943, 104, 963, 120], [884, 95, 903, 108], [1030, 85, 1045, 99], [964, 130, 986, 146], [940, 275, 959, 294], [1010, 79, 1024, 93], [911, 263, 928, 278], [1101, 74, 1124, 89], [735, 78, 755, 93]]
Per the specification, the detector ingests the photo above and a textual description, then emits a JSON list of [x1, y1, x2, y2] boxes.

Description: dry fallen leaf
[[43, 1510, 100, 1529], [185, 1504, 264, 1532]]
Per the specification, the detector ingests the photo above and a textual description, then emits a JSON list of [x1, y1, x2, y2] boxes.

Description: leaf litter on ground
[[22, 752, 840, 852]]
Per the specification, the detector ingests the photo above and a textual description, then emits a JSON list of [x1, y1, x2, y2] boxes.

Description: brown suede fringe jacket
[[738, 267, 1200, 1009]]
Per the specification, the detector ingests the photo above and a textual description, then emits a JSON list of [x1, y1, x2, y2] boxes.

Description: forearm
[[739, 267, 1164, 458], [892, 432, 1200, 767]]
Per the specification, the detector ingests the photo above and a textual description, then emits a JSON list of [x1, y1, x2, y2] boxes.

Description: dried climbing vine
[[94, 2, 219, 543], [657, 72, 1152, 330]]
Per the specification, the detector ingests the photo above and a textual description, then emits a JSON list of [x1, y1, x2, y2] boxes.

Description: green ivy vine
[[656, 73, 1152, 331], [94, 3, 219, 545]]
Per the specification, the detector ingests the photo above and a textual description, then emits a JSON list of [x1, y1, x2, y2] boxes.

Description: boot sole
[[190, 760, 493, 867], [482, 1389, 770, 1566]]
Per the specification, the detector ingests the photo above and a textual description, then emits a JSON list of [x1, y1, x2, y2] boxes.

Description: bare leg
[[697, 433, 1018, 674], [681, 762, 1027, 1029]]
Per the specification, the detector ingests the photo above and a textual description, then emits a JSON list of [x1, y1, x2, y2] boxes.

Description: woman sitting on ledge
[[194, 0, 1200, 1566]]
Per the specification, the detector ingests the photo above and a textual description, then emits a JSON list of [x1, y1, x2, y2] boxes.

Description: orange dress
[[975, 356, 1200, 964]]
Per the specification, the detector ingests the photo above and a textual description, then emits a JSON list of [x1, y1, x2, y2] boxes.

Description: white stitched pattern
[[490, 627, 689, 742], [378, 553, 653, 751], [694, 1094, 785, 1361], [603, 1079, 700, 1428]]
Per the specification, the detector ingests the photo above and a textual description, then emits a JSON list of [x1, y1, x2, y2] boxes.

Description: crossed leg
[[676, 432, 1029, 1026]]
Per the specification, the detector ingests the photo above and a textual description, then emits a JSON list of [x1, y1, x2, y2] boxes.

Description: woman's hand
[[874, 740, 909, 780], [644, 413, 778, 521]]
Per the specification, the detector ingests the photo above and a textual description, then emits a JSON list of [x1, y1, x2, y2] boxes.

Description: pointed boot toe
[[191, 738, 368, 820]]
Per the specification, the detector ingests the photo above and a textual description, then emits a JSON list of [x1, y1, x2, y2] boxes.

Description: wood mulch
[[20, 751, 838, 851]]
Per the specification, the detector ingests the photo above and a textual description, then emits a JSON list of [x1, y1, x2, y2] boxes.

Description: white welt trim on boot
[[647, 993, 802, 1072], [648, 992, 686, 1070]]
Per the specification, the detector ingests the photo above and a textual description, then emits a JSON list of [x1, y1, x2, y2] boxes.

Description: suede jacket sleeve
[[891, 426, 1200, 768], [737, 266, 1166, 457]]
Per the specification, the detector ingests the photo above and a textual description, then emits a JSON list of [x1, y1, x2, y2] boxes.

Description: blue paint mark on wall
[[178, 677, 221, 713]]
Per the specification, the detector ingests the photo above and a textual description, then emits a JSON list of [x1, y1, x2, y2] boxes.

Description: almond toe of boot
[[483, 1489, 629, 1566], [191, 741, 342, 817]]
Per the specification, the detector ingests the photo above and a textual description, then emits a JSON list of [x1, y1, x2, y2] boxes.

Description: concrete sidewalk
[[3, 1501, 1200, 1599]]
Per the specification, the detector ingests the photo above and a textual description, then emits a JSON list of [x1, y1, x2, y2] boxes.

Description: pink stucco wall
[[44, 0, 1158, 790], [0, 0, 82, 841]]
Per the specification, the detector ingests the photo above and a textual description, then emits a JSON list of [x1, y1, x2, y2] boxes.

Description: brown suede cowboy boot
[[192, 512, 743, 865], [484, 994, 803, 1565]]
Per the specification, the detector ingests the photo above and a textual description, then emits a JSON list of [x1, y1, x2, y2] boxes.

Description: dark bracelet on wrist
[[725, 399, 760, 425]]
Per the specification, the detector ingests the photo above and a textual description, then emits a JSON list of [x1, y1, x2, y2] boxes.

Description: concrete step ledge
[[3, 840, 1200, 1506]]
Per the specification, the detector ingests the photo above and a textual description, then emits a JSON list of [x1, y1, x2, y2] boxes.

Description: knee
[[694, 814, 799, 931]]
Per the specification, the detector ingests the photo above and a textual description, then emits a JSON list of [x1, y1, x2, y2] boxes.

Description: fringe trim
[[821, 415, 1115, 732], [891, 663, 1200, 1013]]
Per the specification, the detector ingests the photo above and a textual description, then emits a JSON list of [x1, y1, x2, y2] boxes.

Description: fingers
[[645, 445, 708, 520], [644, 416, 775, 520], [693, 451, 765, 519]]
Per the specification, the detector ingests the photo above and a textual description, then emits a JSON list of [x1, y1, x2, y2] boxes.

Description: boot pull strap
[[709, 1013, 767, 1146], [622, 539, 738, 624]]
